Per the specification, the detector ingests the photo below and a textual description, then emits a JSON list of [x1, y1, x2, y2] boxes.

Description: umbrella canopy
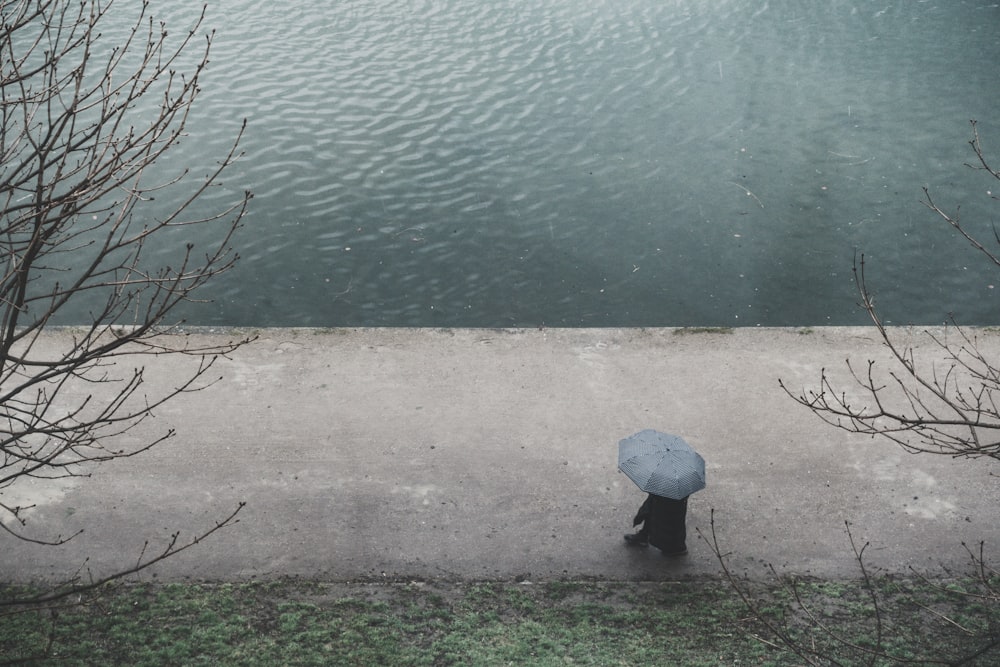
[[617, 429, 706, 499]]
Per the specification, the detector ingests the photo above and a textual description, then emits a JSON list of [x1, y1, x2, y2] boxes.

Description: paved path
[[2, 327, 998, 583]]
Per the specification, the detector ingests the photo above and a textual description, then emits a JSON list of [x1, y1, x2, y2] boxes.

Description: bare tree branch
[[702, 513, 1000, 665], [779, 121, 1000, 461], [0, 0, 253, 611], [0, 501, 246, 607], [737, 121, 1000, 664]]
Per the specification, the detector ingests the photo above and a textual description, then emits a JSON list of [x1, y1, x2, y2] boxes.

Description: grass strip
[[0, 577, 996, 665]]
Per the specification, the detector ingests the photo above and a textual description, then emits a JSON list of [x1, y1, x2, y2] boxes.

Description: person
[[624, 493, 688, 556]]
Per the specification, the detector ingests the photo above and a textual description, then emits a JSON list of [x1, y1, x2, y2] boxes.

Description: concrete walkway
[[2, 327, 998, 583]]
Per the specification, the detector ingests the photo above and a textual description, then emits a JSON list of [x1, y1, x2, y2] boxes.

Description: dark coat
[[633, 493, 688, 552]]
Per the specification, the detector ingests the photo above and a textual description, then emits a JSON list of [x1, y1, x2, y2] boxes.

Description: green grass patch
[[0, 577, 996, 666], [671, 327, 734, 335]]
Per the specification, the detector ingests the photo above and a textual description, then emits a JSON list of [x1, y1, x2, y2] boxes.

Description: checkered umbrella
[[617, 429, 705, 499]]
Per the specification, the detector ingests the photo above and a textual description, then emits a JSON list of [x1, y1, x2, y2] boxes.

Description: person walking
[[624, 492, 689, 556], [617, 430, 703, 557]]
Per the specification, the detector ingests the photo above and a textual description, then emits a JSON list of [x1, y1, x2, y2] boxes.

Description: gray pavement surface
[[2, 327, 998, 584]]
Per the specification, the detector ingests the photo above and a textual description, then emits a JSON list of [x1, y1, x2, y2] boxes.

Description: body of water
[[97, 0, 1000, 327]]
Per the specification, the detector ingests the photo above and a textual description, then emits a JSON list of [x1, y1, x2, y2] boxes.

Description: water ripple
[[95, 0, 1000, 327]]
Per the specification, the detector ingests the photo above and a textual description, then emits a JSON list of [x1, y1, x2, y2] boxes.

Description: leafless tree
[[0, 0, 251, 600], [779, 120, 1000, 462], [709, 123, 1000, 664]]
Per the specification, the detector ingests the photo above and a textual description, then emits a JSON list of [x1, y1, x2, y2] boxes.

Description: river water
[[97, 0, 1000, 327]]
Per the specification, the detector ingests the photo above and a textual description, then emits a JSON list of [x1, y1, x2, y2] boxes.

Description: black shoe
[[623, 533, 649, 547], [661, 547, 688, 557]]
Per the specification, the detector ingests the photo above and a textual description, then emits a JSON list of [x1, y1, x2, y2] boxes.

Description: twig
[[728, 182, 764, 208], [828, 151, 875, 166], [910, 598, 976, 635], [0, 502, 246, 607]]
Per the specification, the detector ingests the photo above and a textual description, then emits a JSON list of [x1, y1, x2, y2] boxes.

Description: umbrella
[[617, 429, 706, 499]]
